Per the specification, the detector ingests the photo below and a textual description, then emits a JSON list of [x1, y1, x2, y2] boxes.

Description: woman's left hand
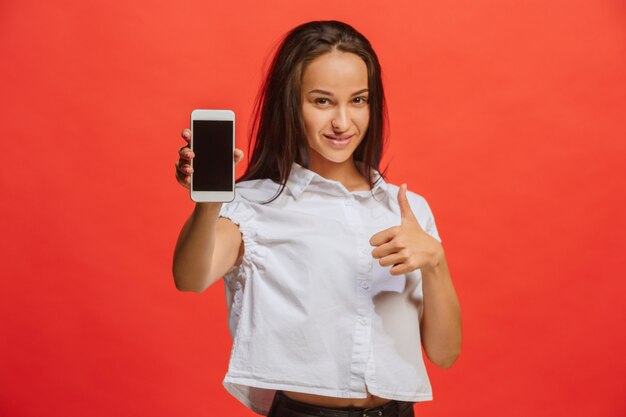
[[369, 184, 443, 276]]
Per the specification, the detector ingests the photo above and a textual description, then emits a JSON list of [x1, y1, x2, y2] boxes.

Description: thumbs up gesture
[[369, 184, 443, 276]]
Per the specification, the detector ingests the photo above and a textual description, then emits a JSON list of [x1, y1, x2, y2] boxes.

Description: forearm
[[172, 202, 222, 292], [420, 251, 462, 368]]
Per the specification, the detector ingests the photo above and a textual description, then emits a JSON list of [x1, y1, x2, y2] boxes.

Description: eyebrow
[[307, 88, 369, 96]]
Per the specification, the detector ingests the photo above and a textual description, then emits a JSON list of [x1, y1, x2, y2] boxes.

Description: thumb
[[397, 183, 417, 224]]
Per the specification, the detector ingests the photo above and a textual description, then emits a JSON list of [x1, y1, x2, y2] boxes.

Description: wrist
[[422, 245, 445, 276], [195, 202, 223, 211], [192, 202, 223, 220]]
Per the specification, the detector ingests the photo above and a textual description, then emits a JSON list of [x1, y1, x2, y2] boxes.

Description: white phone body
[[190, 109, 235, 202]]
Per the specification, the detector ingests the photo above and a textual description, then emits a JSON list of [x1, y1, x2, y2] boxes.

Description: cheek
[[301, 105, 312, 129], [302, 106, 325, 131], [357, 109, 370, 130], [301, 108, 319, 145]]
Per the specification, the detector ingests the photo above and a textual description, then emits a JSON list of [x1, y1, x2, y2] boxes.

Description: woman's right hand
[[175, 128, 245, 189]]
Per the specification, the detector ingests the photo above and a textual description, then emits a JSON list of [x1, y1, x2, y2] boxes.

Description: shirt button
[[359, 317, 368, 325], [344, 199, 353, 206], [360, 280, 370, 289]]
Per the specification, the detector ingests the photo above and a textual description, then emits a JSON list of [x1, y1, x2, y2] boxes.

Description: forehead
[[301, 50, 368, 90]]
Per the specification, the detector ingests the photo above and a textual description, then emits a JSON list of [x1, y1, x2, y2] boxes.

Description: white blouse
[[218, 161, 442, 415]]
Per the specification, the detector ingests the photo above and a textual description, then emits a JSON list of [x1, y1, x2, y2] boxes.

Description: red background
[[1, 1, 625, 416]]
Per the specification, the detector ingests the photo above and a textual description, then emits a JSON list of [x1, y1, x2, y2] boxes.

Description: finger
[[181, 128, 191, 144], [174, 164, 190, 189], [179, 147, 195, 161], [369, 226, 400, 247], [397, 183, 417, 225], [378, 252, 405, 268], [174, 162, 191, 183], [371, 239, 401, 260], [175, 160, 193, 176], [389, 262, 412, 276]]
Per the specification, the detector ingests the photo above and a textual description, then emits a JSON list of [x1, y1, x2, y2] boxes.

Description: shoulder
[[218, 179, 282, 246], [232, 178, 283, 204]]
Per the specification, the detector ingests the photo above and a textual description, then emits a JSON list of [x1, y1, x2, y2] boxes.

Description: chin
[[311, 147, 355, 164]]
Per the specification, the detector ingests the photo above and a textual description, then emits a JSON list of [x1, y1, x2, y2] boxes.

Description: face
[[300, 50, 370, 167]]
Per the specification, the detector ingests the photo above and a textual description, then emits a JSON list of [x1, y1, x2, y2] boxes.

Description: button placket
[[346, 197, 374, 393]]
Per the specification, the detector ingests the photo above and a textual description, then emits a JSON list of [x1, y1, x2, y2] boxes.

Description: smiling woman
[[301, 50, 371, 176], [172, 20, 461, 417], [227, 20, 389, 199]]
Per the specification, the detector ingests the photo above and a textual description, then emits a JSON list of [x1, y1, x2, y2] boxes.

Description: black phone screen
[[192, 120, 233, 191]]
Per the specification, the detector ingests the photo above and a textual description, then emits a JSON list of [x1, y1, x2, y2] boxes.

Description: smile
[[323, 134, 354, 148]]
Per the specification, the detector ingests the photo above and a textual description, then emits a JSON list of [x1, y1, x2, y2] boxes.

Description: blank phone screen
[[192, 120, 233, 191]]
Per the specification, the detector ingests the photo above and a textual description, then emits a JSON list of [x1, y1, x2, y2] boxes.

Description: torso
[[285, 180, 386, 408], [282, 389, 392, 408]]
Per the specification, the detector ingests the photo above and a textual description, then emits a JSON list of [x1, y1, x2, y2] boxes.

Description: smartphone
[[190, 109, 235, 202]]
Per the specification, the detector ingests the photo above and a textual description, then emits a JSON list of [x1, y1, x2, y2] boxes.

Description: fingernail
[[183, 131, 190, 138]]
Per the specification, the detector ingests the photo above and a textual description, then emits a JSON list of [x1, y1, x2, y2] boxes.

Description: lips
[[323, 134, 354, 148], [323, 134, 353, 141]]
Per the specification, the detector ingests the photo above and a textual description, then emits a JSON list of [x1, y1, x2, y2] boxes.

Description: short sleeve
[[423, 200, 442, 244], [405, 190, 443, 244], [217, 198, 262, 277]]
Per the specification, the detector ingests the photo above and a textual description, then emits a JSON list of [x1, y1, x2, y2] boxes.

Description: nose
[[331, 106, 350, 132]]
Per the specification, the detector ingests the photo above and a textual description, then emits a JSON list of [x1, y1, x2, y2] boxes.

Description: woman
[[173, 20, 462, 417]]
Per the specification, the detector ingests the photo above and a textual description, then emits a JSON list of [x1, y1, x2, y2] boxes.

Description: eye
[[314, 98, 331, 105], [353, 96, 368, 104]]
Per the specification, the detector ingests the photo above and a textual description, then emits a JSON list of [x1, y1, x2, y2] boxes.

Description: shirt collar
[[286, 161, 388, 200]]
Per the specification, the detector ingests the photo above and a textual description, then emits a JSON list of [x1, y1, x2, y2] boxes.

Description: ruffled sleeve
[[405, 189, 443, 244], [218, 198, 260, 274], [423, 200, 442, 244], [218, 197, 264, 336]]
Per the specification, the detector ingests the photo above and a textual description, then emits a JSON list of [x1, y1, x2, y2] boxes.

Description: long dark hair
[[238, 20, 389, 203]]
